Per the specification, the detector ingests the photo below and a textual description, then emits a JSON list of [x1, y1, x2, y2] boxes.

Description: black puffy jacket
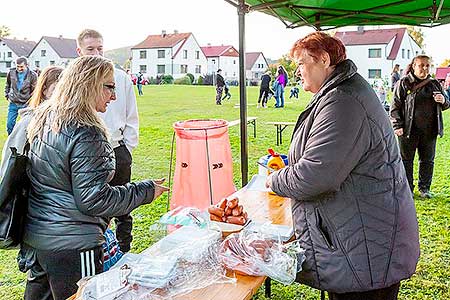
[[23, 122, 155, 251]]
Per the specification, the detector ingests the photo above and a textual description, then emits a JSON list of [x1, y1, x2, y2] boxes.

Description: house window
[[157, 64, 165, 74], [140, 50, 147, 59], [180, 64, 188, 73], [415, 51, 419, 56], [234, 60, 236, 64], [41, 50, 46, 57], [212, 59, 216, 64], [368, 69, 382, 79], [35, 61, 40, 68], [196, 51, 200, 59], [402, 49, 405, 59], [158, 50, 165, 58], [7, 51, 12, 58], [50, 61, 55, 65], [195, 65, 201, 73], [407, 50, 410, 59], [6, 61, 11, 68], [139, 65, 147, 73], [368, 48, 381, 58], [183, 50, 188, 59]]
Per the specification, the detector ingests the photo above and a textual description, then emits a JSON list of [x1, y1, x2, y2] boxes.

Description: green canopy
[[226, 0, 449, 186], [243, 0, 450, 30]]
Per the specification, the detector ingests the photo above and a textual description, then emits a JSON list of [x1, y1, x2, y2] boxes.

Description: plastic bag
[[158, 206, 208, 228], [218, 230, 305, 285]]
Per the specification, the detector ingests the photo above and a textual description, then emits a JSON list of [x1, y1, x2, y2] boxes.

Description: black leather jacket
[[390, 73, 450, 138], [23, 122, 154, 251]]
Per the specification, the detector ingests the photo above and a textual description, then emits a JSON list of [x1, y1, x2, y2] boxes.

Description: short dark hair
[[16, 56, 28, 65]]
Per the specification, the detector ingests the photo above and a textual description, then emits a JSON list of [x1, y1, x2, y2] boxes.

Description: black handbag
[[0, 143, 31, 249]]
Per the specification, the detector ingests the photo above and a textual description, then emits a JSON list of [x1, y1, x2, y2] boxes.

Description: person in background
[[390, 55, 450, 198], [221, 81, 231, 101], [391, 64, 401, 92], [4, 57, 38, 135], [289, 86, 299, 99], [274, 65, 287, 108], [257, 70, 271, 108], [20, 56, 168, 300], [215, 69, 225, 105], [0, 66, 63, 180], [136, 71, 144, 96], [266, 31, 419, 300], [77, 29, 139, 253]]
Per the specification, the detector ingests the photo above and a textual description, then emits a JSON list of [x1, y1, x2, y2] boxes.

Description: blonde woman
[[19, 56, 168, 300], [0, 65, 63, 180]]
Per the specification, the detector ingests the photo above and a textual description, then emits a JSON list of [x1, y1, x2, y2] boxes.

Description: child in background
[[222, 82, 231, 101]]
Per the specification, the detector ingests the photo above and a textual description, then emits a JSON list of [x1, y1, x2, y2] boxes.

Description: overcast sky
[[3, 0, 450, 65]]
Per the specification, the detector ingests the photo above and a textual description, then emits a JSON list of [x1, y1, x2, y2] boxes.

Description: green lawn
[[0, 78, 449, 299]]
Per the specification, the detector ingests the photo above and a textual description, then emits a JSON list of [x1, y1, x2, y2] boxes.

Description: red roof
[[245, 52, 267, 70], [200, 45, 239, 57], [435, 67, 450, 80], [132, 32, 191, 49], [335, 28, 407, 60]]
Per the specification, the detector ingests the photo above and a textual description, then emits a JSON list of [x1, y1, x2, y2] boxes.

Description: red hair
[[290, 31, 346, 66]]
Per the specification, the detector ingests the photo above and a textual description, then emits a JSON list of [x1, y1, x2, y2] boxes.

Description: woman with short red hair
[[266, 31, 420, 300]]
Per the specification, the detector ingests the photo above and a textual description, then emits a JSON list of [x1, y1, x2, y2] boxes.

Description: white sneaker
[[257, 103, 261, 108]]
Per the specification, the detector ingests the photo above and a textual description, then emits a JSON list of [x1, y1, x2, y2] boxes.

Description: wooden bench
[[228, 116, 258, 138], [266, 121, 296, 145]]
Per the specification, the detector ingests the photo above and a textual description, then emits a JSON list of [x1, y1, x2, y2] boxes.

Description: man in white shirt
[[77, 29, 139, 252]]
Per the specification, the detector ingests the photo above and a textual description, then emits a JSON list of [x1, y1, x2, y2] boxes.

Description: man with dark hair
[[4, 57, 37, 134], [215, 69, 225, 105], [77, 29, 139, 252]]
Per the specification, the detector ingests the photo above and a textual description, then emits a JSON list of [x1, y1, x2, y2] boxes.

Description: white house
[[131, 31, 207, 80], [200, 45, 239, 80], [245, 52, 269, 81], [335, 27, 423, 85], [28, 36, 78, 70], [0, 38, 36, 74]]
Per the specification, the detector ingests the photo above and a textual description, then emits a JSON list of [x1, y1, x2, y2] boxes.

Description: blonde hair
[[28, 66, 63, 108], [27, 56, 113, 142], [77, 29, 103, 47]]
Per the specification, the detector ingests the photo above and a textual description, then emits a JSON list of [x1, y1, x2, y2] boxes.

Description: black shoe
[[419, 189, 432, 198]]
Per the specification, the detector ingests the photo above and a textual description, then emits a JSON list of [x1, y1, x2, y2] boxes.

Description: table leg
[[253, 120, 256, 138], [276, 125, 280, 146], [265, 277, 272, 298]]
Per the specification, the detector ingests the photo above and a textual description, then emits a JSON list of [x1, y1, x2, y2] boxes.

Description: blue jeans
[[137, 84, 143, 95], [7, 102, 26, 135], [275, 85, 285, 107]]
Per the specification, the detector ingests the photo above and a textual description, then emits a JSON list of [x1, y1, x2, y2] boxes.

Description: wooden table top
[[69, 189, 292, 300], [173, 189, 292, 300]]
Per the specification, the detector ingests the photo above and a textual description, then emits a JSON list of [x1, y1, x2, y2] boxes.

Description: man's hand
[[153, 178, 169, 200], [394, 128, 403, 137], [433, 93, 445, 104]]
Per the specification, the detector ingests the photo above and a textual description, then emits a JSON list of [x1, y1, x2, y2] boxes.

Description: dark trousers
[[328, 282, 400, 300], [24, 246, 103, 300], [216, 86, 224, 104], [110, 143, 133, 252], [258, 87, 270, 106], [398, 132, 436, 192]]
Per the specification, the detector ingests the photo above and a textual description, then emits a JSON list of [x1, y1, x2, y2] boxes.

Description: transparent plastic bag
[[158, 206, 209, 228], [218, 230, 305, 285], [74, 227, 235, 300]]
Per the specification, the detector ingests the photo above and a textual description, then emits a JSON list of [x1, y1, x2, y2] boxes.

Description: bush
[[197, 76, 204, 85], [186, 73, 195, 84], [203, 74, 214, 85], [174, 76, 192, 85], [158, 74, 173, 84], [148, 77, 158, 85]]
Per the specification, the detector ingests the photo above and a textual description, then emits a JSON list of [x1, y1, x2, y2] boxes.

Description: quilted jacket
[[23, 119, 155, 251], [271, 60, 420, 293]]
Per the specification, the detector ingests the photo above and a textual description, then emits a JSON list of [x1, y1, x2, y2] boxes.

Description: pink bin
[[171, 119, 236, 210]]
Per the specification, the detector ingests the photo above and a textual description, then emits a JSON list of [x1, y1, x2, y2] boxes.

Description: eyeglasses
[[103, 84, 116, 93]]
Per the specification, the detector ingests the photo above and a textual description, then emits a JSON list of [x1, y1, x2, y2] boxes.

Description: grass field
[[0, 78, 449, 299]]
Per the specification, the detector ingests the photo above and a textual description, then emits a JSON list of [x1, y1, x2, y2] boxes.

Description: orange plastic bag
[[171, 120, 236, 210]]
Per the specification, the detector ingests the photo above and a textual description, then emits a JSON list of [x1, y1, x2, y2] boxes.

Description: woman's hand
[[394, 128, 403, 137], [153, 178, 169, 200]]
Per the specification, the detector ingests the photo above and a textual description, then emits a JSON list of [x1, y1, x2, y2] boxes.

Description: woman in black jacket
[[21, 56, 168, 300], [390, 55, 450, 198]]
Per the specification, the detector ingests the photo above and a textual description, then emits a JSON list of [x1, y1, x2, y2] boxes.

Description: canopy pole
[[238, 0, 249, 186]]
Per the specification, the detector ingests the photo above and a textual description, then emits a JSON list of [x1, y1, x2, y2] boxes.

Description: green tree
[[0, 25, 11, 38], [407, 26, 425, 48]]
